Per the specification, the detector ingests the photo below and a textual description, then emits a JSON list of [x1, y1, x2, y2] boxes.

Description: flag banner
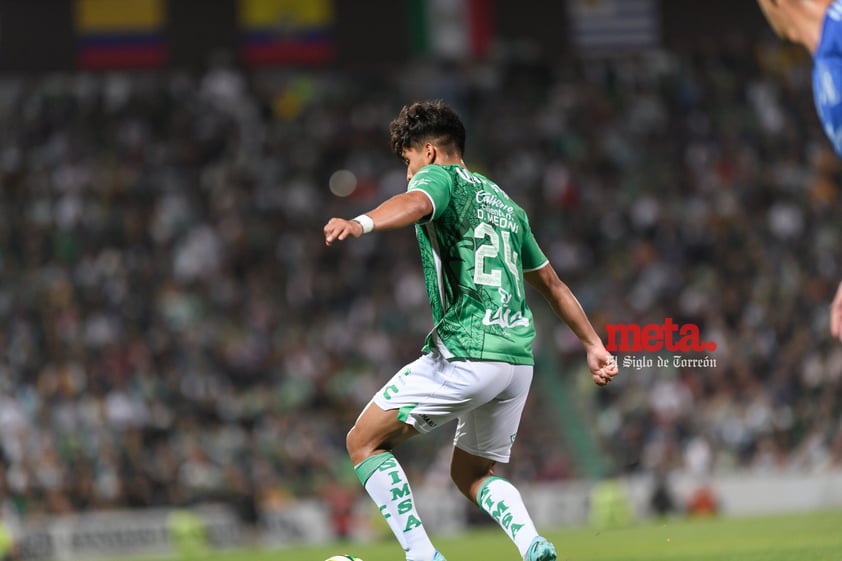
[[567, 0, 659, 52], [239, 0, 334, 66], [75, 0, 167, 69], [410, 0, 493, 60]]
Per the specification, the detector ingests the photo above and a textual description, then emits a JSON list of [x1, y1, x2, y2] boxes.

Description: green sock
[[355, 452, 437, 561], [477, 476, 539, 558]]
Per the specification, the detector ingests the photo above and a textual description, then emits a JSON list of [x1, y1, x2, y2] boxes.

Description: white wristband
[[353, 214, 374, 234]]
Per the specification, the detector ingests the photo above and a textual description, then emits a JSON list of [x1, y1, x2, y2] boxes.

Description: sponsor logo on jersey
[[482, 288, 530, 329], [419, 414, 437, 428], [475, 191, 514, 214]]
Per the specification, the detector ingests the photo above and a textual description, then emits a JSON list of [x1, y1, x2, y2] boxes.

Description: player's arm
[[831, 280, 842, 342], [525, 263, 618, 386], [323, 191, 433, 246]]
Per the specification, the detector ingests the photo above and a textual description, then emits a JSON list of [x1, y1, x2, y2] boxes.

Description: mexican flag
[[409, 0, 493, 60]]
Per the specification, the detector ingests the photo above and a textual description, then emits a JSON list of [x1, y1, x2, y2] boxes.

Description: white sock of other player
[[476, 476, 539, 558], [354, 452, 437, 561]]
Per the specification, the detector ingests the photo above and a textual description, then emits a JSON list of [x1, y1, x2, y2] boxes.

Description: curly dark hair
[[389, 100, 466, 159]]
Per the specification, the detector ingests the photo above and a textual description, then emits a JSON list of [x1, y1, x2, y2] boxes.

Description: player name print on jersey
[[475, 190, 520, 233]]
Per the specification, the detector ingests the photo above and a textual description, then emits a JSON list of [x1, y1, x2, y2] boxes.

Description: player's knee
[[345, 423, 378, 465], [345, 424, 362, 458]]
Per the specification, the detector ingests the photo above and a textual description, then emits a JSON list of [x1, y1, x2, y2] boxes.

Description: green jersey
[[408, 164, 548, 365]]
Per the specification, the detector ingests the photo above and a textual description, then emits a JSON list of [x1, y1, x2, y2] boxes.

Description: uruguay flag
[[567, 0, 659, 52]]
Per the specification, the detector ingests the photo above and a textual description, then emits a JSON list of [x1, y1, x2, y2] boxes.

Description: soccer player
[[758, 0, 842, 152], [756, 1, 842, 342], [323, 100, 619, 561]]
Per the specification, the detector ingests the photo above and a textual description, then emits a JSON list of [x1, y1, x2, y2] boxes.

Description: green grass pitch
[[117, 509, 842, 561]]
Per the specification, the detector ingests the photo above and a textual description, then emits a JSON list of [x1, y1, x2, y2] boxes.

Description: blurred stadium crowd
[[1, 38, 842, 529]]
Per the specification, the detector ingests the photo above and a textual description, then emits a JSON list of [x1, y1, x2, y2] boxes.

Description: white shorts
[[370, 350, 533, 462]]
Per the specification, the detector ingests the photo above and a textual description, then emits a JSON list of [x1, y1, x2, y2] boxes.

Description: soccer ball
[[324, 556, 364, 561]]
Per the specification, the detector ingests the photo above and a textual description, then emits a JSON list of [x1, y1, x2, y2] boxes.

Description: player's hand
[[324, 218, 363, 246], [587, 346, 618, 386], [831, 281, 842, 343]]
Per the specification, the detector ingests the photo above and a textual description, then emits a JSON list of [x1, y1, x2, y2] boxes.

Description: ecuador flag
[[238, 0, 335, 65], [75, 0, 168, 69]]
